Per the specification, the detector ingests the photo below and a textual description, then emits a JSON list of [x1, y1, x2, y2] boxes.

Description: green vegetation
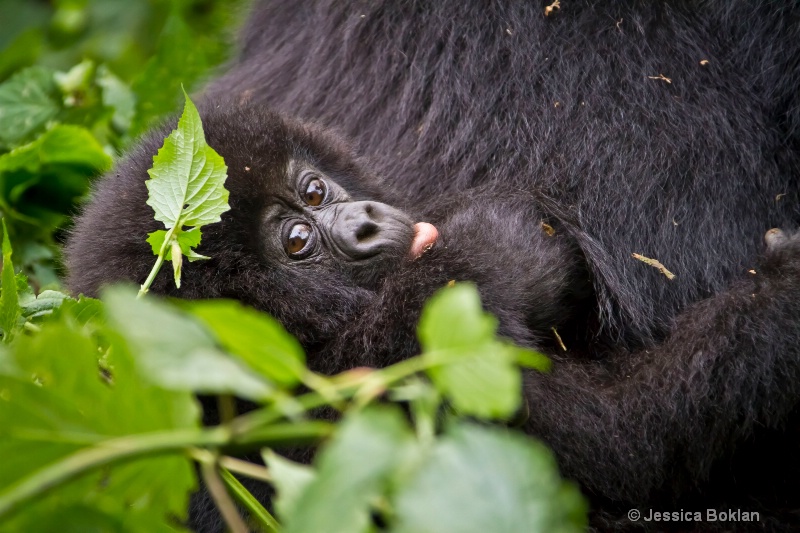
[[0, 0, 246, 291], [0, 2, 588, 531]]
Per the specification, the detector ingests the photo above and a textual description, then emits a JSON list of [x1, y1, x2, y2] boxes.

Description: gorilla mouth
[[410, 222, 438, 259]]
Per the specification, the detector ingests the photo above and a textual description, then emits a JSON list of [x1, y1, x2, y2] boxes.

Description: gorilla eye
[[284, 223, 314, 258], [302, 177, 327, 206]]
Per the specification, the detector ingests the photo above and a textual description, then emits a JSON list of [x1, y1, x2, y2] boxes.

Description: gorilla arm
[[520, 233, 800, 503], [318, 219, 800, 506]]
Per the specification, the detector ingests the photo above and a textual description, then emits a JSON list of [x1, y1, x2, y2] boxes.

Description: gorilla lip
[[410, 222, 438, 259]]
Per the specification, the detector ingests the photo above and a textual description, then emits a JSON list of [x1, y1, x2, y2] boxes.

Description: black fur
[[66, 1, 800, 531]]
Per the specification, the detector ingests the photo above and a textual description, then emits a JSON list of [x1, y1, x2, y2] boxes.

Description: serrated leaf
[[19, 289, 68, 320], [0, 220, 19, 343], [283, 407, 416, 533], [0, 66, 59, 146], [391, 423, 587, 533], [103, 286, 273, 401], [145, 91, 229, 230], [418, 284, 529, 419], [147, 228, 209, 290], [186, 299, 306, 388], [146, 227, 207, 261], [0, 315, 199, 528]]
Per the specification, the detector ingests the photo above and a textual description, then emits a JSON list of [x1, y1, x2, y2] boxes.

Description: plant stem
[[188, 449, 273, 483], [232, 355, 430, 436], [231, 421, 334, 448], [219, 456, 272, 483], [0, 426, 230, 519], [220, 466, 281, 533], [0, 414, 341, 520], [199, 453, 249, 533], [138, 224, 178, 298]]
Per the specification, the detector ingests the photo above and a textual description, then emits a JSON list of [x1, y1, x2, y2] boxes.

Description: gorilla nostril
[[355, 221, 379, 241]]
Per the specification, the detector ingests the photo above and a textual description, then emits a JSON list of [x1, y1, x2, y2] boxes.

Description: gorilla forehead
[[197, 105, 392, 207]]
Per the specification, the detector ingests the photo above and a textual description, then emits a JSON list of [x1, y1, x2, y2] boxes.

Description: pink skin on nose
[[409, 222, 438, 259]]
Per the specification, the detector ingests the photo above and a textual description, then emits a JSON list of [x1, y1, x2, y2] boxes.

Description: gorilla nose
[[332, 201, 406, 259], [353, 204, 380, 241]]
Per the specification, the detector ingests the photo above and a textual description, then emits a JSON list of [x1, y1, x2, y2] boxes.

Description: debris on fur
[[632, 253, 676, 280]]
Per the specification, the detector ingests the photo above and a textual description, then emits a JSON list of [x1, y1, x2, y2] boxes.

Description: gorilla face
[[257, 158, 416, 288], [66, 106, 442, 345]]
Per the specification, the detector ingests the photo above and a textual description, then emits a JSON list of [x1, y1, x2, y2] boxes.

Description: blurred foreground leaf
[[391, 423, 587, 533], [104, 287, 272, 400], [0, 66, 59, 146], [418, 284, 549, 419], [0, 312, 199, 530], [187, 299, 307, 388]]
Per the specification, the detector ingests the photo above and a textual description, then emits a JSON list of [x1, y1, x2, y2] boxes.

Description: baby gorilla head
[[255, 151, 418, 288], [66, 105, 437, 344]]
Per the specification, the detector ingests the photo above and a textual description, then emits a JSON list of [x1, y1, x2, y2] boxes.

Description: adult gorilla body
[[66, 1, 800, 531]]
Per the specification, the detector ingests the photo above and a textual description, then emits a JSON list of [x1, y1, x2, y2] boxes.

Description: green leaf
[[19, 289, 68, 320], [96, 64, 135, 134], [54, 59, 95, 97], [427, 344, 521, 419], [391, 423, 587, 533], [131, 13, 210, 134], [0, 315, 199, 528], [6, 504, 188, 533], [147, 228, 209, 289], [103, 286, 273, 401], [0, 124, 112, 174], [514, 345, 552, 372], [14, 272, 31, 299], [146, 227, 208, 262], [0, 66, 59, 146], [418, 284, 536, 419], [145, 91, 229, 229], [283, 406, 416, 533], [0, 125, 112, 228], [418, 283, 497, 352], [186, 300, 306, 388], [0, 28, 43, 81], [263, 450, 317, 519], [51, 295, 103, 326], [0, 219, 19, 343], [141, 90, 229, 291]]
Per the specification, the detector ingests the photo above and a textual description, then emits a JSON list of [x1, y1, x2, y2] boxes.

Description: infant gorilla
[[69, 107, 592, 367], [66, 1, 800, 530], [67, 106, 800, 531]]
